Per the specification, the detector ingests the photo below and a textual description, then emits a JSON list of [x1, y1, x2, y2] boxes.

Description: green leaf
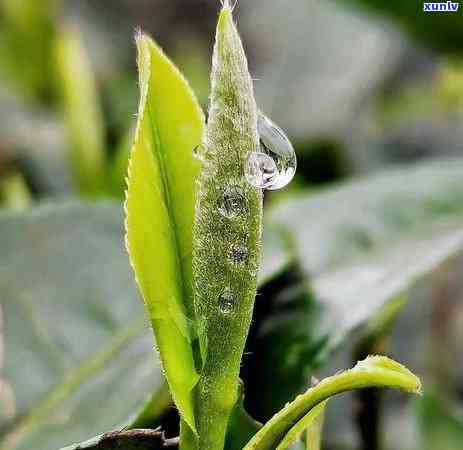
[[242, 356, 421, 450], [0, 0, 57, 100], [312, 221, 463, 349], [225, 407, 262, 450], [0, 172, 31, 210], [269, 159, 463, 277], [416, 391, 463, 450], [224, 383, 262, 450], [0, 203, 167, 450], [54, 27, 107, 197], [302, 402, 325, 450], [192, 3, 262, 449], [251, 159, 463, 413], [125, 32, 205, 434], [59, 429, 167, 450]]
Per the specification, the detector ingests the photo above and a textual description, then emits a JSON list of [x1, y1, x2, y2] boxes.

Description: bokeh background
[[1, 1, 463, 450]]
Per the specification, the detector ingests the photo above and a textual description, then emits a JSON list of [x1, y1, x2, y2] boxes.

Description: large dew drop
[[245, 152, 277, 190], [245, 112, 297, 190]]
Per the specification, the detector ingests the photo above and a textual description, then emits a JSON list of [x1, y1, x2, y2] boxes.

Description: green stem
[[180, 418, 198, 450]]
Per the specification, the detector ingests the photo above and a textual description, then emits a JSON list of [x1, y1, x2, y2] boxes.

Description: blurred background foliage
[[1, 1, 463, 450]]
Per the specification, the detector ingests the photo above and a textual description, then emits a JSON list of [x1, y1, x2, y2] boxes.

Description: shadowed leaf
[[0, 203, 166, 450], [247, 159, 463, 420]]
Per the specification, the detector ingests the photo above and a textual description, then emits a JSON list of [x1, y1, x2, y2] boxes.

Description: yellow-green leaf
[[125, 32, 205, 433], [243, 356, 421, 450], [0, 172, 31, 210]]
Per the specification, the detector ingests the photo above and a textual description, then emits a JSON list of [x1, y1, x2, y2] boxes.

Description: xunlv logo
[[423, 1, 459, 11]]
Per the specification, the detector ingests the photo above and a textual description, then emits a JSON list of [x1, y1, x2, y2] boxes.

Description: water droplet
[[217, 289, 235, 314], [192, 145, 200, 158], [245, 112, 297, 190], [228, 244, 248, 265], [218, 186, 245, 218], [245, 152, 278, 189]]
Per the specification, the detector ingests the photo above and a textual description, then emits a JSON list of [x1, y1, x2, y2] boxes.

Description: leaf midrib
[[145, 88, 193, 320]]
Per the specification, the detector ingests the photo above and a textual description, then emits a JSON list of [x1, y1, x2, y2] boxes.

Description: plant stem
[[180, 418, 198, 450]]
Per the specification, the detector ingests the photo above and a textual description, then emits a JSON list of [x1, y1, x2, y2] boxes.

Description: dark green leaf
[[269, 159, 463, 277], [313, 222, 463, 348], [225, 383, 262, 450], [279, 160, 463, 352], [247, 159, 463, 420], [416, 391, 463, 450], [0, 203, 166, 450]]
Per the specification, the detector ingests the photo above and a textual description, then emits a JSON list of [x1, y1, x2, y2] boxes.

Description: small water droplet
[[218, 186, 245, 218], [228, 244, 248, 265], [245, 112, 297, 190], [193, 145, 199, 158], [217, 289, 235, 314]]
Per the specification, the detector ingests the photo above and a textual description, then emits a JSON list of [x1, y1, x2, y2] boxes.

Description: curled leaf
[[243, 356, 421, 450]]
